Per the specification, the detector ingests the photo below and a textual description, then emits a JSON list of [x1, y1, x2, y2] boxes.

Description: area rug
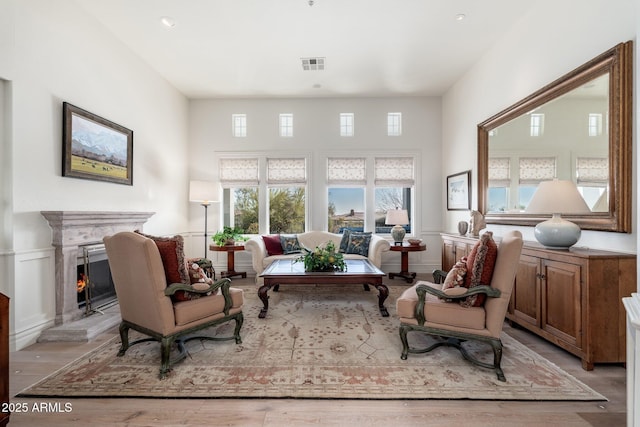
[[19, 283, 605, 401]]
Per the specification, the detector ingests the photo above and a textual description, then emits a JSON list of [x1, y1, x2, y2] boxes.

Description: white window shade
[[576, 157, 608, 185], [519, 157, 555, 185], [327, 157, 366, 185], [267, 158, 306, 185], [219, 158, 259, 187], [488, 157, 511, 187], [374, 157, 414, 186]]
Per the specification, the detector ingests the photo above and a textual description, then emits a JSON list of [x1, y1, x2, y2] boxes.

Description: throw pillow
[[442, 257, 468, 291], [462, 231, 498, 307], [170, 261, 214, 302], [345, 232, 372, 257], [338, 229, 352, 253], [262, 234, 284, 256], [135, 231, 190, 286], [280, 234, 302, 254]]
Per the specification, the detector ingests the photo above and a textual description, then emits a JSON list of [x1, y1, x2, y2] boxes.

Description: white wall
[[188, 97, 442, 274], [442, 0, 638, 254], [0, 0, 190, 349]]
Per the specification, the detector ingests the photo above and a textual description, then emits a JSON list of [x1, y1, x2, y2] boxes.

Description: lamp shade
[[525, 180, 590, 214], [385, 209, 409, 225], [525, 180, 590, 249], [189, 180, 219, 204]]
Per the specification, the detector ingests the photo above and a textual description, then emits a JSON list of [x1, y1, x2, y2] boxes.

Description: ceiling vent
[[301, 57, 325, 71]]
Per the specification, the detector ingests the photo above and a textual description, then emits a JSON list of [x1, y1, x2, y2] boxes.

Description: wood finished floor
[[7, 276, 628, 427]]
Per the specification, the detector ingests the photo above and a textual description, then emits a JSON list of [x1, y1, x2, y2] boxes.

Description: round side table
[[209, 244, 247, 279], [388, 243, 426, 283]]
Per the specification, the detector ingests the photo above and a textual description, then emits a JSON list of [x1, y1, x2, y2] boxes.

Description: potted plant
[[295, 241, 346, 272], [212, 226, 247, 246]]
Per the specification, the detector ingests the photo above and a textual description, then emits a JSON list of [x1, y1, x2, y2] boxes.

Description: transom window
[[279, 113, 293, 137], [339, 113, 354, 137], [232, 114, 247, 137], [530, 113, 544, 137], [387, 112, 402, 136]]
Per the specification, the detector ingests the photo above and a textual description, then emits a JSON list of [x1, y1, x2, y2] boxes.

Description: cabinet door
[[511, 254, 540, 326], [442, 240, 455, 272], [541, 259, 582, 347]]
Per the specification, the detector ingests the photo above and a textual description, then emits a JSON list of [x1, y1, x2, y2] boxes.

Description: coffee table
[[258, 259, 389, 318]]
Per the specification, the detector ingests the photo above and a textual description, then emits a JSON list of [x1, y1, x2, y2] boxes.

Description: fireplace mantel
[[41, 211, 154, 324]]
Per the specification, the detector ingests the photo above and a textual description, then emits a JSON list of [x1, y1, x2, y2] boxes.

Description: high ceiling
[[75, 0, 532, 99]]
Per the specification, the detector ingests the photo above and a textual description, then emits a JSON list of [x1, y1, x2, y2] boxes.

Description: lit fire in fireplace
[[77, 273, 88, 293]]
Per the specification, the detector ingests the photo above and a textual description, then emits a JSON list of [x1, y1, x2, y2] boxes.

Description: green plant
[[211, 226, 247, 246], [295, 241, 346, 272]]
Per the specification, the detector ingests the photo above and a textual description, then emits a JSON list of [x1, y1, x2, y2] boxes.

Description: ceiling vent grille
[[301, 57, 325, 71]]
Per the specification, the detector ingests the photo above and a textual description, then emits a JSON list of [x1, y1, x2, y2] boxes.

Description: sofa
[[245, 231, 391, 284]]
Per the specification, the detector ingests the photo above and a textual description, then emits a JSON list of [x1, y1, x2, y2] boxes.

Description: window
[[588, 113, 603, 136], [387, 112, 402, 136], [576, 157, 608, 210], [339, 113, 354, 137], [488, 157, 510, 212], [530, 113, 544, 137], [326, 156, 415, 235], [519, 157, 555, 210], [374, 157, 413, 234], [232, 114, 247, 137], [327, 158, 366, 232], [279, 113, 293, 137], [219, 156, 307, 234]]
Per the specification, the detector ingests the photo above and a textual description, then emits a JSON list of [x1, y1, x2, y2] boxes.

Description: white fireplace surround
[[41, 211, 154, 325]]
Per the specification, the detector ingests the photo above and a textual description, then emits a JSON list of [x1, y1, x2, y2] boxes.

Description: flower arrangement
[[296, 241, 346, 272]]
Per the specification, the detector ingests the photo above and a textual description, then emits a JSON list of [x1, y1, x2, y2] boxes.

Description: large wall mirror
[[477, 41, 632, 232]]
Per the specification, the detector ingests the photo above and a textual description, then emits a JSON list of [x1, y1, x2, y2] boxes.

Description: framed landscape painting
[[447, 170, 471, 210], [62, 102, 133, 185]]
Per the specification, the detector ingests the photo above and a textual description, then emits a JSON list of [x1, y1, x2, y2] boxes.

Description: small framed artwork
[[62, 102, 133, 185], [447, 170, 471, 210]]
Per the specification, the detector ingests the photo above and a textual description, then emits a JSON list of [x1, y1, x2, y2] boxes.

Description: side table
[[389, 243, 426, 283], [209, 244, 247, 279]]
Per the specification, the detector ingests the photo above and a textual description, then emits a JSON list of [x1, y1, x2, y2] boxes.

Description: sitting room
[[0, 0, 639, 425]]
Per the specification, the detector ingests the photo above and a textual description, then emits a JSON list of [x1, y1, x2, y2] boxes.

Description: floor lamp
[[189, 180, 219, 259]]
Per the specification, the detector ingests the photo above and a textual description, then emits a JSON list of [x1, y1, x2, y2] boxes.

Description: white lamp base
[[533, 214, 581, 249]]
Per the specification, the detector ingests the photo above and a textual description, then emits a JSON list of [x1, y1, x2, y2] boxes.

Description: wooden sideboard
[[0, 293, 8, 426], [441, 233, 636, 370]]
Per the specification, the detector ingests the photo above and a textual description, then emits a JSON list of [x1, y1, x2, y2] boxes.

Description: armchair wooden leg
[[399, 325, 410, 360], [233, 313, 244, 344], [117, 323, 130, 356]]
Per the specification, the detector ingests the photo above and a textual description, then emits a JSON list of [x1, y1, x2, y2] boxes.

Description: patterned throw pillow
[[462, 231, 498, 307], [442, 257, 468, 291], [338, 229, 352, 253], [345, 232, 372, 257], [135, 231, 190, 285], [280, 234, 302, 254], [262, 234, 284, 256]]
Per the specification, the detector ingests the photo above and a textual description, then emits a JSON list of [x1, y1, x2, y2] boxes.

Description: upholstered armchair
[[103, 231, 244, 379], [396, 230, 523, 381]]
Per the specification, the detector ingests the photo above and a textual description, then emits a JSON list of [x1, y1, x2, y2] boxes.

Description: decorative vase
[[458, 221, 469, 236]]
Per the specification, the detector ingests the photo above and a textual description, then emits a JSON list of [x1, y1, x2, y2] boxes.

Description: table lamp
[[385, 208, 409, 245], [525, 180, 590, 249], [189, 180, 219, 258]]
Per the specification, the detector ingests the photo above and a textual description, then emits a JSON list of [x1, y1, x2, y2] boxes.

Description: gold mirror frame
[[477, 41, 632, 232]]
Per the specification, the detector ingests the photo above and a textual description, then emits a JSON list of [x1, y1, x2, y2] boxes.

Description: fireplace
[[77, 243, 116, 314], [41, 211, 154, 324]]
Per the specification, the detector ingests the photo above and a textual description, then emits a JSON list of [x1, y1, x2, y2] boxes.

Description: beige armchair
[[396, 230, 523, 381], [104, 231, 244, 379]]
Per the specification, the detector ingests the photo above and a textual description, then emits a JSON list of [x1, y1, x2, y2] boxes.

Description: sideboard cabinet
[[441, 233, 636, 370]]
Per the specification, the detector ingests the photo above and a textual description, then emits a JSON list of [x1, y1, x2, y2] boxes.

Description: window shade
[[374, 157, 414, 186], [219, 158, 259, 187], [576, 157, 608, 185], [488, 157, 510, 187], [267, 158, 306, 185], [327, 158, 366, 185], [519, 157, 555, 185]]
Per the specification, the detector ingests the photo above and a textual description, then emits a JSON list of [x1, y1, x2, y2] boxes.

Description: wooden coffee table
[[258, 259, 389, 318]]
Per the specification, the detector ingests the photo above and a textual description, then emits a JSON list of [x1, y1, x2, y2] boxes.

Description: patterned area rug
[[20, 283, 605, 400]]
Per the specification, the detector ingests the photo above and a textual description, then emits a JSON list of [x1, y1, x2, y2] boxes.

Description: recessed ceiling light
[[312, 83, 322, 89], [455, 13, 466, 21], [160, 16, 176, 28]]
